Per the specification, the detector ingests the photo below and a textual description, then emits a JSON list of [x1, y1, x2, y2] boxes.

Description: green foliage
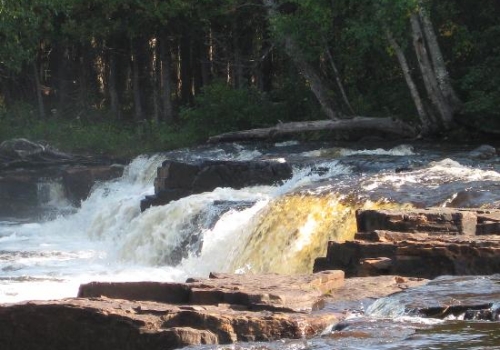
[[0, 106, 196, 157], [179, 78, 323, 141], [179, 81, 277, 140]]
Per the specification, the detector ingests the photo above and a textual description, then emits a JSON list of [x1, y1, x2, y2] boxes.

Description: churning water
[[2, 141, 500, 348]]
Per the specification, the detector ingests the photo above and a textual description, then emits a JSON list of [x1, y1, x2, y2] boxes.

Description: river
[[1, 141, 500, 348]]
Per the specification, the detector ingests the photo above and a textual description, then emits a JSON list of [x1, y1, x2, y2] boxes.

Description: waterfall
[[5, 142, 500, 303]]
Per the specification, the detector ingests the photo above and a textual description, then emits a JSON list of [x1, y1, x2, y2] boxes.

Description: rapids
[[2, 141, 500, 348]]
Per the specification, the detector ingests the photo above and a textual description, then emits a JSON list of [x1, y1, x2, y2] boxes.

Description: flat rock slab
[[356, 208, 500, 236], [0, 298, 339, 350], [1, 271, 346, 350], [315, 231, 500, 278], [356, 208, 478, 235], [78, 270, 345, 313]]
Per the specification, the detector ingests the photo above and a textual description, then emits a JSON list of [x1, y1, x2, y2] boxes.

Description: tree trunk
[[180, 30, 193, 105], [32, 61, 46, 119], [410, 13, 454, 129], [386, 30, 432, 134], [152, 40, 160, 124], [160, 36, 174, 123], [201, 28, 212, 87], [257, 30, 274, 92], [232, 19, 244, 88], [263, 0, 338, 120], [417, 1, 462, 111], [131, 43, 144, 121], [324, 46, 355, 116], [208, 117, 416, 143], [108, 48, 121, 119]]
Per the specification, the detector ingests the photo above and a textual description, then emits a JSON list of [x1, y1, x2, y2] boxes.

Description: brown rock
[[2, 271, 345, 350], [0, 298, 339, 350], [356, 208, 478, 235], [476, 210, 500, 235], [315, 231, 500, 278], [78, 270, 345, 313], [78, 281, 191, 304]]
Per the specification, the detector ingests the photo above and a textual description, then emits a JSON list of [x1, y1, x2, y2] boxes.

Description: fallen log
[[208, 117, 417, 143]]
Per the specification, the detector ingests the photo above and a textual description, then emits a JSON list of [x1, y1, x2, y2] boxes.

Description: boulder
[[62, 165, 124, 205], [141, 160, 292, 211], [468, 144, 497, 160], [0, 164, 124, 218]]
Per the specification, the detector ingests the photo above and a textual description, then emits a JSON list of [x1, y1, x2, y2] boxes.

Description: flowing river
[[1, 141, 500, 348]]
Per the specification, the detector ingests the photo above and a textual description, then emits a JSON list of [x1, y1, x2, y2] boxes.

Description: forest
[[0, 0, 499, 154]]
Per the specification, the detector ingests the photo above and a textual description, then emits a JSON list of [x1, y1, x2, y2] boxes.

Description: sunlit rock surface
[[0, 271, 344, 350], [316, 208, 500, 278]]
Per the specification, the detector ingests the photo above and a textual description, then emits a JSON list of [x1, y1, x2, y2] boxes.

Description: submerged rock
[[367, 275, 500, 321], [468, 144, 497, 159]]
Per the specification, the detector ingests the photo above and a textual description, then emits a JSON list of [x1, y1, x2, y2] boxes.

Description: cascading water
[[2, 141, 500, 349]]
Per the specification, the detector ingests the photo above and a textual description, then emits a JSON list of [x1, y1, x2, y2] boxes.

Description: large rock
[[315, 230, 500, 278], [62, 165, 124, 205], [0, 164, 124, 218], [141, 160, 292, 211], [78, 270, 345, 313], [315, 208, 500, 278], [356, 208, 478, 235], [0, 298, 338, 350], [0, 139, 125, 216], [0, 271, 344, 350]]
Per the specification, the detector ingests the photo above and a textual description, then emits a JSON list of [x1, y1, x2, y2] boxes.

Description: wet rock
[[326, 275, 428, 303], [468, 144, 497, 159], [370, 275, 500, 321], [141, 160, 292, 211], [315, 230, 500, 278], [356, 208, 478, 235], [0, 271, 345, 350], [0, 164, 124, 218], [315, 208, 500, 278], [62, 165, 124, 205]]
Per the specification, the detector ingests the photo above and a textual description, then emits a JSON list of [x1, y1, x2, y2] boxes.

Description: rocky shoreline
[[0, 271, 428, 350], [314, 208, 500, 278], [2, 206, 500, 349], [2, 141, 500, 349]]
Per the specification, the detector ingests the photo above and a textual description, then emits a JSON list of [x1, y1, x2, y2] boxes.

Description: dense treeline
[[1, 0, 499, 151]]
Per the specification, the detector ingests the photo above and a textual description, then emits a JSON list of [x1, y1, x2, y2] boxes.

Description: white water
[[1, 143, 500, 305], [0, 144, 354, 303]]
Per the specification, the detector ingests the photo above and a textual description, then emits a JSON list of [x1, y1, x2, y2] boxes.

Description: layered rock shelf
[[0, 271, 344, 350], [140, 160, 292, 211], [315, 208, 500, 278]]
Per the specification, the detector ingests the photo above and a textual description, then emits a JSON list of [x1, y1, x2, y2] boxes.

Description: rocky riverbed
[[2, 139, 500, 349]]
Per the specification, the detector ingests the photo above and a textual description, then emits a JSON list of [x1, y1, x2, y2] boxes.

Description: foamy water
[[1, 143, 500, 305]]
